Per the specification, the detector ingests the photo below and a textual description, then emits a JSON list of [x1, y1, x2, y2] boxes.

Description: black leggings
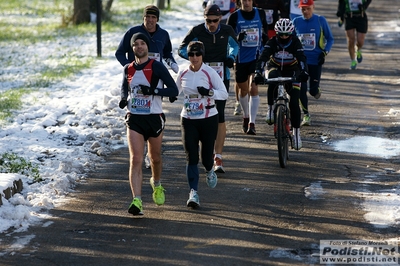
[[181, 115, 219, 171], [267, 69, 301, 128], [300, 64, 322, 115]]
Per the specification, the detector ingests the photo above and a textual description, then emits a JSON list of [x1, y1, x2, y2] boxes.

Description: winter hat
[[298, 0, 314, 7], [187, 41, 205, 57], [143, 5, 160, 21], [204, 4, 222, 16], [130, 32, 150, 48]]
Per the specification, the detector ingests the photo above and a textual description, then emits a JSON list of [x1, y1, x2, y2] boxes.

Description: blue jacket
[[115, 24, 177, 67], [293, 14, 334, 65]]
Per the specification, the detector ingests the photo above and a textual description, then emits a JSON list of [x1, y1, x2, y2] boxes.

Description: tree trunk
[[157, 0, 165, 9], [105, 0, 113, 12], [73, 0, 91, 25]]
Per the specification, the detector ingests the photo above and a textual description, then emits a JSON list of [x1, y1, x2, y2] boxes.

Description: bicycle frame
[[264, 77, 295, 168]]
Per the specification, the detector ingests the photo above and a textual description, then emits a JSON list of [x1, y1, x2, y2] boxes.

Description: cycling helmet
[[274, 18, 294, 34]]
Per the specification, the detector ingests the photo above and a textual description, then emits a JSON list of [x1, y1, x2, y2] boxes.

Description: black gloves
[[140, 85, 156, 95], [225, 57, 234, 68], [119, 99, 128, 109], [169, 96, 177, 103], [336, 11, 343, 18], [318, 51, 327, 65], [338, 18, 344, 27], [202, 1, 207, 8], [298, 71, 309, 82], [254, 71, 264, 85], [197, 86, 210, 96], [237, 31, 247, 42]]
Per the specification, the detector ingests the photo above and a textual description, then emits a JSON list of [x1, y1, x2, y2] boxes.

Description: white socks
[[239, 94, 249, 118], [249, 95, 260, 124]]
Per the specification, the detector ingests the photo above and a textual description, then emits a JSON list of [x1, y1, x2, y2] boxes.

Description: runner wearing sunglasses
[[178, 4, 239, 174], [176, 41, 229, 208]]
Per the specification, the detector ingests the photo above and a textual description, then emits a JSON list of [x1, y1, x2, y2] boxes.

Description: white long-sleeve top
[[176, 63, 228, 119]]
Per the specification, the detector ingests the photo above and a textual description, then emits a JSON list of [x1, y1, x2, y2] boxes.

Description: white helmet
[[274, 18, 294, 34]]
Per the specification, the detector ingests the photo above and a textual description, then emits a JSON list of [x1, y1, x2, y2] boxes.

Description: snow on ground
[[0, 0, 399, 257], [0, 1, 199, 234]]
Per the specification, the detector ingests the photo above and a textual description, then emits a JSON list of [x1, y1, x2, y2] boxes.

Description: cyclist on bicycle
[[254, 18, 309, 150]]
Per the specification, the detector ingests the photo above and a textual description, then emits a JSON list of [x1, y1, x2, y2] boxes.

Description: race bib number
[[298, 33, 316, 50], [206, 62, 224, 80], [148, 52, 161, 62], [264, 10, 274, 25], [242, 28, 260, 47], [130, 85, 151, 114], [184, 97, 204, 117]]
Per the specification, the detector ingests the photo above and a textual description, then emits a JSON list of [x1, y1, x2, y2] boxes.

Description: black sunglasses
[[188, 52, 202, 57], [206, 18, 219, 24], [277, 32, 292, 37]]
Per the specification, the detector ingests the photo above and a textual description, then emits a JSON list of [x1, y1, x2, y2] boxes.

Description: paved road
[[1, 0, 399, 265]]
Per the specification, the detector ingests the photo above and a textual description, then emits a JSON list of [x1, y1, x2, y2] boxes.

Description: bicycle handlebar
[[263, 76, 296, 84]]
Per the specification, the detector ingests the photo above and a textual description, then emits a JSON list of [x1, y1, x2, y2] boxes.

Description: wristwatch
[[154, 88, 159, 95], [208, 89, 214, 97]]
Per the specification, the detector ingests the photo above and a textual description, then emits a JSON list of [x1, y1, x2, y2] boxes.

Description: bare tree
[[105, 0, 114, 12], [73, 0, 91, 25], [72, 0, 113, 25]]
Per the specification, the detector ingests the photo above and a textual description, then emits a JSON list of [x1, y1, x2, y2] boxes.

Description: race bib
[[206, 62, 224, 80], [211, 0, 230, 10], [130, 85, 151, 114], [184, 96, 204, 117], [349, 0, 362, 11], [298, 33, 316, 50], [242, 28, 260, 47], [148, 52, 161, 62]]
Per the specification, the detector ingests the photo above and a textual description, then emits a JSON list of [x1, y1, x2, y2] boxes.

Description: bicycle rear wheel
[[276, 105, 288, 168]]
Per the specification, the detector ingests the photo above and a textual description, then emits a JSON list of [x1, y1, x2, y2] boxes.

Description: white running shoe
[[205, 170, 218, 188], [187, 189, 200, 208], [233, 101, 242, 115], [144, 153, 151, 169], [214, 157, 225, 173], [266, 105, 274, 125], [292, 127, 302, 150]]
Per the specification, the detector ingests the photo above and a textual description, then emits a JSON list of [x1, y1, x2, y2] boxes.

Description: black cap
[[143, 5, 160, 21], [187, 41, 205, 57], [130, 32, 150, 48], [204, 4, 221, 16]]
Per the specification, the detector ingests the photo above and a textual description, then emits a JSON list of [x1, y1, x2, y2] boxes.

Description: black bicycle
[[264, 77, 296, 168]]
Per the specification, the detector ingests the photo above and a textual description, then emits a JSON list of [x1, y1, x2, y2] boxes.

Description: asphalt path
[[1, 0, 399, 265]]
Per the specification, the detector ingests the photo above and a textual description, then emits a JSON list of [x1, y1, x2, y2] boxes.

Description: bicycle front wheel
[[276, 105, 288, 168]]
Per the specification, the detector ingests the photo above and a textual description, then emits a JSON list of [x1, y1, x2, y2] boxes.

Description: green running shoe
[[150, 177, 165, 205], [356, 50, 363, 63], [128, 198, 143, 215], [350, 60, 357, 70], [301, 114, 311, 126]]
